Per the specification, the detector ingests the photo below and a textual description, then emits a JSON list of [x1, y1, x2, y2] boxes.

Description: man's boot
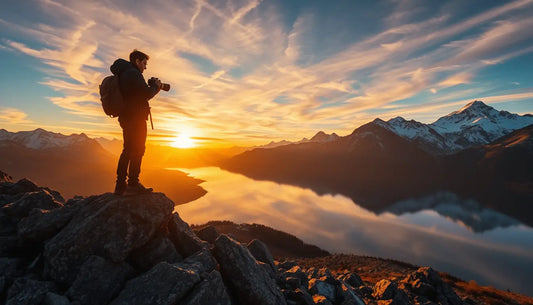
[[114, 179, 127, 195], [124, 182, 153, 195]]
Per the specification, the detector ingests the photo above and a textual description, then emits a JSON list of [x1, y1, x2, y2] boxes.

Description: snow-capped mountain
[[374, 118, 449, 154], [0, 128, 98, 150], [377, 101, 533, 154], [430, 100, 533, 149]]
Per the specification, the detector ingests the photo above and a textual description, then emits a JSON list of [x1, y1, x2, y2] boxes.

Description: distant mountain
[[0, 128, 205, 202], [257, 131, 340, 149], [223, 120, 439, 209], [223, 115, 533, 228], [0, 128, 105, 151], [371, 101, 533, 154]]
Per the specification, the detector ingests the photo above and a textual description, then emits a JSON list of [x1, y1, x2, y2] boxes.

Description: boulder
[[213, 234, 287, 305], [179, 248, 217, 275], [399, 267, 463, 305], [248, 238, 277, 273], [42, 292, 70, 305], [195, 225, 219, 243], [0, 257, 22, 280], [6, 277, 56, 305], [17, 203, 81, 242], [66, 255, 135, 305], [284, 288, 315, 305], [284, 266, 309, 289], [178, 270, 232, 305], [309, 278, 336, 303], [313, 295, 333, 305], [110, 262, 200, 305], [373, 279, 410, 305], [278, 260, 299, 271], [3, 189, 63, 219], [127, 234, 181, 272], [168, 212, 208, 257], [338, 272, 364, 288], [43, 193, 174, 284]]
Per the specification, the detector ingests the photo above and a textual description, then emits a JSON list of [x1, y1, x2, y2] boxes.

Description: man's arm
[[130, 71, 160, 101]]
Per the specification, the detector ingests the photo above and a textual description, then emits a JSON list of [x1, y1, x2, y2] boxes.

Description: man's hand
[[149, 77, 162, 89]]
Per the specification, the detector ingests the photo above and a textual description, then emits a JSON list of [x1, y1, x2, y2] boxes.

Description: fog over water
[[173, 167, 533, 296]]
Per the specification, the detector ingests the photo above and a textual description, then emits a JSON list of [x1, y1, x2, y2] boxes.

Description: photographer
[[110, 49, 161, 195]]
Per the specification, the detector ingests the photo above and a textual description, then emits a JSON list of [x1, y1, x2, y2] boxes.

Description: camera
[[149, 77, 170, 92]]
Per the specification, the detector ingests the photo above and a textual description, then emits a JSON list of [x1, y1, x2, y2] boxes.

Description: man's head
[[130, 49, 149, 73]]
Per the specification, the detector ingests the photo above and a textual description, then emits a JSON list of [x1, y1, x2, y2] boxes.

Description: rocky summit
[[1, 170, 474, 305]]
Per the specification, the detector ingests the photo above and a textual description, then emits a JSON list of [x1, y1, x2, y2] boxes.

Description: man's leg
[[114, 120, 131, 195], [125, 119, 152, 194]]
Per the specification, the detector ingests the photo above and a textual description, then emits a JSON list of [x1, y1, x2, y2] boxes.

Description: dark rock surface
[[214, 234, 287, 305], [0, 172, 475, 305]]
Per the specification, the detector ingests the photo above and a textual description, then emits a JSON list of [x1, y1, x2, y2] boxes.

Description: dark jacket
[[110, 59, 160, 121]]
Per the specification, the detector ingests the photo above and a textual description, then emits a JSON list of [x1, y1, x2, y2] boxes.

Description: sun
[[170, 134, 196, 148]]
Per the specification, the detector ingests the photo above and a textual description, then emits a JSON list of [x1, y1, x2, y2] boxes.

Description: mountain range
[[263, 101, 533, 154], [222, 101, 533, 228]]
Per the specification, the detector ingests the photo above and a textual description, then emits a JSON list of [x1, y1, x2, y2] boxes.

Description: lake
[[173, 167, 533, 296]]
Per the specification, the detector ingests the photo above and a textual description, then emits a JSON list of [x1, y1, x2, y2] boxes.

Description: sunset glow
[[171, 135, 196, 149], [0, 1, 532, 145]]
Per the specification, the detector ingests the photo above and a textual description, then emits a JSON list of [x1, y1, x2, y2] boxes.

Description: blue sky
[[1, 0, 532, 146]]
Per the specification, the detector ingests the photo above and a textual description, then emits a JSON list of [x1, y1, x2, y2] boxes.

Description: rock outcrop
[[0, 172, 468, 305]]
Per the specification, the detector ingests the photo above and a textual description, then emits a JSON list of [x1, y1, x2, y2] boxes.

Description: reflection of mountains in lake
[[222, 112, 533, 231], [385, 192, 520, 232]]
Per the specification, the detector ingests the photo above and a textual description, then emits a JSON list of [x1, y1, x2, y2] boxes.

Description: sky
[[1, 0, 533, 147]]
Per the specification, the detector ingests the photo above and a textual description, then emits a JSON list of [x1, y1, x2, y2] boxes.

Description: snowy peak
[[0, 129, 96, 150], [430, 100, 533, 146]]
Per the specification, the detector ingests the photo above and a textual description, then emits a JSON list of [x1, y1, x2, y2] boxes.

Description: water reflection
[[174, 167, 533, 296]]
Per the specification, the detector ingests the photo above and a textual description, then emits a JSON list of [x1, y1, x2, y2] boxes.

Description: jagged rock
[[285, 288, 315, 305], [179, 248, 217, 275], [373, 279, 410, 305], [278, 260, 299, 271], [1, 178, 40, 195], [3, 189, 63, 219], [66, 255, 135, 305], [213, 234, 287, 305], [17, 203, 81, 242], [313, 294, 333, 305], [179, 270, 232, 305], [248, 238, 277, 273], [6, 277, 56, 305], [168, 212, 208, 257], [399, 267, 463, 305], [128, 234, 181, 272], [338, 272, 364, 288], [110, 262, 201, 305], [338, 282, 366, 305], [43, 193, 174, 284], [309, 278, 336, 303], [0, 171, 13, 183], [43, 292, 70, 305], [284, 266, 309, 289], [195, 225, 219, 243], [0, 209, 17, 235]]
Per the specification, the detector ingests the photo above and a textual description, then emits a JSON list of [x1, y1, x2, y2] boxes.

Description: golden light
[[171, 134, 196, 148]]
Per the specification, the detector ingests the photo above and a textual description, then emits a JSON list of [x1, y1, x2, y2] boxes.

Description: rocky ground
[[1, 170, 532, 305]]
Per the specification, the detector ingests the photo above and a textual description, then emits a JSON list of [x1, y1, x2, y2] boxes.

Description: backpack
[[99, 75, 125, 117]]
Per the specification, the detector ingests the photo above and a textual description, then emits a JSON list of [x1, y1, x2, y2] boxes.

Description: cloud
[[2, 0, 533, 144], [0, 108, 32, 124]]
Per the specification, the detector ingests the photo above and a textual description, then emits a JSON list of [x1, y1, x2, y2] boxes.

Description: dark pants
[[116, 119, 147, 185]]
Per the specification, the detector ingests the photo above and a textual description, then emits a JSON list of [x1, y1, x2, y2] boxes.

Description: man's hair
[[129, 49, 149, 63]]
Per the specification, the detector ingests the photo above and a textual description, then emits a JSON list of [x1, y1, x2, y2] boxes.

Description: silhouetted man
[[111, 50, 161, 195]]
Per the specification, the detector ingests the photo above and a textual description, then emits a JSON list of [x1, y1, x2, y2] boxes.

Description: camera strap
[[149, 109, 154, 130]]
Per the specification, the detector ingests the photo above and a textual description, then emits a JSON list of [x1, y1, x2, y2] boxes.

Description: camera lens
[[161, 83, 170, 91]]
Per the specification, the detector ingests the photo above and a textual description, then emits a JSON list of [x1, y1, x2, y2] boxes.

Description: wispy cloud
[[1, 0, 532, 144], [0, 107, 32, 124]]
